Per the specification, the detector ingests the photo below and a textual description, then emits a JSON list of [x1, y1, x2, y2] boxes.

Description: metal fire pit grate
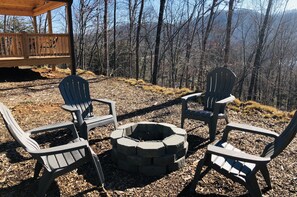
[[110, 122, 188, 176]]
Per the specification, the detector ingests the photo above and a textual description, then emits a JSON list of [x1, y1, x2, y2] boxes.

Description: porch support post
[[33, 16, 38, 33], [47, 11, 53, 33], [66, 0, 76, 75], [47, 10, 56, 71]]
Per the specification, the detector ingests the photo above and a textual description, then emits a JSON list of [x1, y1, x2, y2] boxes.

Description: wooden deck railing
[[0, 32, 70, 58]]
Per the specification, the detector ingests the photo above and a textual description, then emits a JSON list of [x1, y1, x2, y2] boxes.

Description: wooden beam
[[47, 10, 56, 71], [0, 8, 33, 16], [0, 1, 65, 16], [33, 16, 38, 33], [0, 57, 71, 68], [33, 2, 65, 16], [47, 11, 53, 34], [21, 32, 29, 59], [66, 0, 76, 75]]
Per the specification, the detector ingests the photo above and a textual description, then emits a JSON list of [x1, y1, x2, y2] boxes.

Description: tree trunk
[[104, 0, 109, 76], [113, 0, 117, 75], [3, 15, 7, 32], [197, 0, 218, 90], [180, 2, 200, 88], [247, 0, 273, 100], [128, 0, 137, 77], [151, 0, 166, 85], [136, 0, 145, 80], [223, 0, 235, 67]]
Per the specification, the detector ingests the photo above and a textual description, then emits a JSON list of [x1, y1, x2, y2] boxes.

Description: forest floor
[[0, 67, 296, 196]]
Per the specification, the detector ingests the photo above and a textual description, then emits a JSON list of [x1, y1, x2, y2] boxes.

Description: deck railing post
[[66, 0, 76, 75], [21, 32, 29, 59]]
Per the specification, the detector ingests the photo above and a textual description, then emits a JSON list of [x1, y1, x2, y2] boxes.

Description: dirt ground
[[0, 68, 296, 196]]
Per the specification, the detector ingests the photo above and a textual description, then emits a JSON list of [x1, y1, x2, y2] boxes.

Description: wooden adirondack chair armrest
[[207, 144, 271, 164], [215, 94, 235, 105], [27, 121, 79, 138], [222, 122, 279, 141], [92, 99, 117, 116], [181, 92, 203, 101], [29, 140, 89, 156], [61, 104, 79, 113], [212, 95, 235, 119], [181, 92, 203, 112], [92, 98, 115, 106], [61, 104, 84, 126]]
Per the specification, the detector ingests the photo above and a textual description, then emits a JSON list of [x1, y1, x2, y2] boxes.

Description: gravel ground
[[0, 69, 296, 196]]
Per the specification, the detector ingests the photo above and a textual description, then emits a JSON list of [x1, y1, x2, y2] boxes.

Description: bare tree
[[128, 0, 138, 77], [104, 0, 109, 76], [151, 0, 166, 85], [196, 0, 223, 89], [180, 1, 201, 88], [113, 0, 117, 75], [135, 0, 144, 80], [76, 0, 96, 69], [223, 0, 235, 67], [247, 0, 273, 100]]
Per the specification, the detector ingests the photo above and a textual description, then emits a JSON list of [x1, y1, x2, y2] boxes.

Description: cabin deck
[[0, 33, 71, 68], [0, 56, 71, 68]]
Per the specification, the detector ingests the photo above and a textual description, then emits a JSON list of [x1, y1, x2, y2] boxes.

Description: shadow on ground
[[117, 97, 181, 121], [0, 68, 46, 82], [177, 181, 249, 197]]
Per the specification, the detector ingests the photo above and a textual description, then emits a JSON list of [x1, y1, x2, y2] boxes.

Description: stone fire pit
[[110, 122, 188, 176]]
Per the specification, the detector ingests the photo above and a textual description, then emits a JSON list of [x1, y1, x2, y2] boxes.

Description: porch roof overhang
[[0, 0, 68, 17]]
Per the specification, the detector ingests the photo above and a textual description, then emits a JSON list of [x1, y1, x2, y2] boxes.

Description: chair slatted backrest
[[59, 75, 93, 119], [204, 67, 236, 112], [0, 103, 40, 152], [262, 111, 297, 159]]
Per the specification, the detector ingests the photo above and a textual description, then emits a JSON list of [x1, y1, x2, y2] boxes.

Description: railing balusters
[[0, 33, 70, 58]]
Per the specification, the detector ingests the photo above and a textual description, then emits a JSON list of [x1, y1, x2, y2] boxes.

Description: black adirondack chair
[[0, 102, 105, 196], [190, 112, 297, 196], [59, 75, 118, 140], [181, 67, 236, 141]]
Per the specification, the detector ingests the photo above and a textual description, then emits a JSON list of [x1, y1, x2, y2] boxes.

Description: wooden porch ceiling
[[0, 0, 68, 16]]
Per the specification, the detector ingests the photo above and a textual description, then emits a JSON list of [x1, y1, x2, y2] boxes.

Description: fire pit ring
[[110, 122, 188, 176]]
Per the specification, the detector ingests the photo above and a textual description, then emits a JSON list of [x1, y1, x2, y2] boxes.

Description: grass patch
[[234, 100, 290, 120], [119, 78, 192, 97], [119, 78, 291, 120]]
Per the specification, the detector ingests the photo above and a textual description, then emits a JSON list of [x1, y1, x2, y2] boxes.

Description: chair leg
[[246, 176, 262, 197], [181, 100, 187, 128], [181, 116, 185, 128], [113, 117, 118, 130], [224, 115, 229, 124], [33, 161, 43, 179], [89, 150, 105, 186], [260, 167, 272, 189], [37, 171, 55, 197], [208, 122, 216, 142], [79, 123, 88, 141]]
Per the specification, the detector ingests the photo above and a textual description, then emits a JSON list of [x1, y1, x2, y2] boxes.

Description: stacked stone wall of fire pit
[[110, 122, 188, 176]]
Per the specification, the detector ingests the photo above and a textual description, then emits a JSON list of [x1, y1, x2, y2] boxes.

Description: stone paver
[[167, 156, 186, 172], [163, 134, 185, 154], [153, 154, 175, 166], [117, 137, 138, 155], [139, 165, 167, 176], [137, 141, 165, 157], [110, 129, 124, 146]]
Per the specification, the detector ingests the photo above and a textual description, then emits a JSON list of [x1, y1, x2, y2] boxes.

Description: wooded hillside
[[1, 0, 297, 110]]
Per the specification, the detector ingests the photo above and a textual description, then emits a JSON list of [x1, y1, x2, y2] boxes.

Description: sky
[[286, 0, 297, 10], [240, 0, 297, 11]]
